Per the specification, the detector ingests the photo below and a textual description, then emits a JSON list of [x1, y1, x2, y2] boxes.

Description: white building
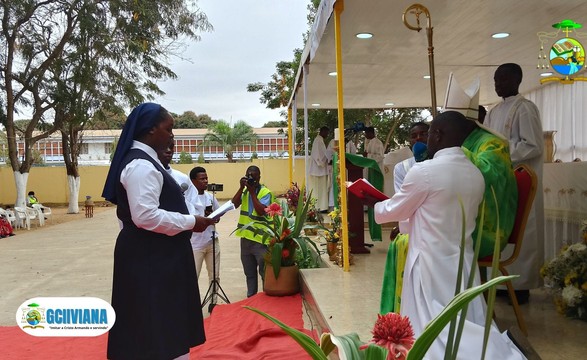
[[0, 127, 288, 165]]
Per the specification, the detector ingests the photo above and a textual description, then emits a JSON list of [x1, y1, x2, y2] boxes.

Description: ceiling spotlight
[[423, 75, 431, 79], [356, 33, 373, 39], [311, 103, 321, 107], [491, 32, 510, 39], [384, 103, 395, 106], [540, 72, 553, 77], [328, 71, 337, 76]]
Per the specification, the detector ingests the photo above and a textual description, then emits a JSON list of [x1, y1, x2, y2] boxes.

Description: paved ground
[[0, 204, 251, 325]]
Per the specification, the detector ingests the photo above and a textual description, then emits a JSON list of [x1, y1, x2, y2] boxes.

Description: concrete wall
[[0, 159, 308, 205]]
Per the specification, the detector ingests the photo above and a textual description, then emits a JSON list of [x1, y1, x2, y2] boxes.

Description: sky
[[151, 0, 310, 128]]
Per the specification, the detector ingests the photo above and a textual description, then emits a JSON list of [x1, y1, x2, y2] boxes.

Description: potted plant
[[284, 182, 301, 212], [242, 190, 323, 296], [304, 196, 322, 236], [321, 207, 342, 259]]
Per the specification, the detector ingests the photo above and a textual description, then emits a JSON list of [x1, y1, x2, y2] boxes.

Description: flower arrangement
[[321, 207, 342, 243], [284, 182, 301, 211], [244, 190, 322, 279], [541, 231, 587, 320], [305, 196, 320, 223]]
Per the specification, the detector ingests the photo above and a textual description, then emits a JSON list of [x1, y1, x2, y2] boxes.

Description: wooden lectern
[[346, 160, 370, 253]]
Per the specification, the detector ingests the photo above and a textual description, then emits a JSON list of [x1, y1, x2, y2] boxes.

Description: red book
[[346, 178, 389, 201]]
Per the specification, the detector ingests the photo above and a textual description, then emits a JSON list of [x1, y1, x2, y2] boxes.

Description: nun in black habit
[[102, 103, 215, 359]]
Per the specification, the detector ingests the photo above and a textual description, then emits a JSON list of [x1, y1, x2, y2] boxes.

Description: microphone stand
[[201, 188, 230, 313]]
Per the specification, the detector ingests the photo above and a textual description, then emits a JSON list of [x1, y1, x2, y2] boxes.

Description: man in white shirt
[[363, 126, 385, 173], [158, 142, 197, 202], [308, 126, 330, 212], [391, 122, 429, 238], [485, 63, 545, 304], [188, 166, 221, 287], [365, 111, 525, 359]]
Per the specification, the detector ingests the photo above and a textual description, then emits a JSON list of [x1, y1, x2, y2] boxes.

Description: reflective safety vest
[[235, 186, 274, 244]]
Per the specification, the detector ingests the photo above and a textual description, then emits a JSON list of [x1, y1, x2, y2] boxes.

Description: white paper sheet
[[207, 201, 235, 220]]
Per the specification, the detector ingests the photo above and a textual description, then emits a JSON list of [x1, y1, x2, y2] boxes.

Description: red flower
[[359, 313, 415, 360], [281, 249, 290, 258], [265, 203, 282, 217], [280, 228, 292, 240]]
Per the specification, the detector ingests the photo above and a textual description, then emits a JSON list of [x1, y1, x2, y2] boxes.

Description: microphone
[[412, 142, 428, 162], [180, 183, 189, 195]]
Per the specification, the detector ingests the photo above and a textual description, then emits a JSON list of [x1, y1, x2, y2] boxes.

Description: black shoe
[[320, 210, 328, 214]]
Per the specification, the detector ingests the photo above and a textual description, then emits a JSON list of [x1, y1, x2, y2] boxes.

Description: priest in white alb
[[308, 126, 330, 212]]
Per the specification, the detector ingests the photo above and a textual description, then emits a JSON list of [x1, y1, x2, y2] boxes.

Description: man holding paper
[[189, 166, 221, 285]]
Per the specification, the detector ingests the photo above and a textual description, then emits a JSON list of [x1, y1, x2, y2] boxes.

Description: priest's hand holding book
[[346, 178, 388, 208]]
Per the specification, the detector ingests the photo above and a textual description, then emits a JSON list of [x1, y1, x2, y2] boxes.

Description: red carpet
[[1, 293, 316, 359]]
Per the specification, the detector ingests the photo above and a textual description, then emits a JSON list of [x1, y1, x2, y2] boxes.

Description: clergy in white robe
[[485, 63, 545, 292], [372, 112, 525, 360], [364, 126, 385, 172], [308, 126, 330, 211], [326, 137, 357, 207]]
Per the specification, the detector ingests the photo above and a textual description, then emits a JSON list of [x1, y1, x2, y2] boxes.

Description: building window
[[104, 143, 111, 154], [80, 143, 89, 154]]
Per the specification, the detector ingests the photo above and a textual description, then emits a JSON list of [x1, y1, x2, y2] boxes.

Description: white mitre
[[442, 73, 505, 139]]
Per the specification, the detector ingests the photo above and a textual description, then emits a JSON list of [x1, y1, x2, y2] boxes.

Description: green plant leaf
[[271, 242, 283, 278], [244, 306, 328, 360], [407, 275, 517, 360], [319, 333, 336, 356], [363, 344, 388, 359], [329, 333, 365, 360]]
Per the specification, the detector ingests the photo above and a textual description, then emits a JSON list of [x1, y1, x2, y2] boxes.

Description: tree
[[51, 0, 211, 213], [0, 0, 211, 208], [370, 108, 427, 152], [178, 151, 192, 164], [174, 111, 217, 129], [203, 120, 257, 162], [1, 0, 83, 207], [263, 120, 287, 128]]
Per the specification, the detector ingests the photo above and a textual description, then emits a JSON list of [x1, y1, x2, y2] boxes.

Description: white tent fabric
[[524, 81, 587, 162]]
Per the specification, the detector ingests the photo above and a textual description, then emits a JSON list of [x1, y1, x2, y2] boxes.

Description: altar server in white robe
[[308, 126, 330, 212], [370, 111, 526, 360], [485, 63, 544, 302]]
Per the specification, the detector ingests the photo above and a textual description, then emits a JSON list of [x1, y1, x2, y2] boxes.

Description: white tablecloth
[[543, 162, 587, 260]]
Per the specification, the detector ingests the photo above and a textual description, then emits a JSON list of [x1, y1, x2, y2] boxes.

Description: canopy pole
[[303, 64, 309, 191], [288, 107, 293, 184], [333, 0, 350, 272]]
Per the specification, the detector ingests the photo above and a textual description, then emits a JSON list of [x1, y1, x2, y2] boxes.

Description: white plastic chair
[[32, 204, 51, 222], [0, 208, 17, 228], [26, 206, 44, 227], [13, 207, 30, 230]]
